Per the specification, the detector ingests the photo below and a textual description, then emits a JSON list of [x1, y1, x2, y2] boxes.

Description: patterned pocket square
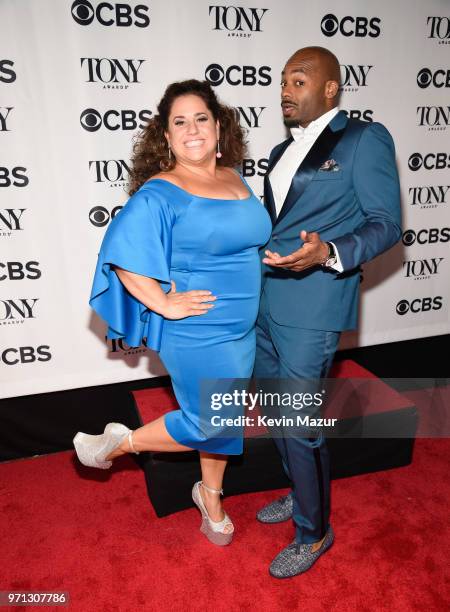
[[319, 159, 340, 172]]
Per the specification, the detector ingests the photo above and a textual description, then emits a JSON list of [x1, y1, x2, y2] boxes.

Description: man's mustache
[[281, 100, 297, 108]]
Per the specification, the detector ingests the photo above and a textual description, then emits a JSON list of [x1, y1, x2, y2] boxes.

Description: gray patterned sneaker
[[256, 493, 294, 523], [269, 526, 334, 578]]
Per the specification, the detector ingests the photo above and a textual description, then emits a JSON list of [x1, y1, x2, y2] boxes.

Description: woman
[[74, 79, 271, 546]]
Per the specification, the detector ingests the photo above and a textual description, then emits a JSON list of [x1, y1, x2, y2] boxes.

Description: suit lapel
[[263, 137, 292, 225], [275, 112, 348, 226]]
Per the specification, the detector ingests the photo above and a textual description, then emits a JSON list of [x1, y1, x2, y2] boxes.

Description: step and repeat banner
[[1, 0, 449, 398]]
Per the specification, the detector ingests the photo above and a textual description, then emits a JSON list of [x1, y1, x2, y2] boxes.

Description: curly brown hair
[[128, 79, 247, 195]]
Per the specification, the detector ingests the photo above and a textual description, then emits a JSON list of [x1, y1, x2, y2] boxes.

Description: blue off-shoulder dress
[[90, 177, 272, 455]]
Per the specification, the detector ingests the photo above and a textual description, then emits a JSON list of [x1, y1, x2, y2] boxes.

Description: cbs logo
[[0, 262, 41, 281], [408, 152, 450, 171], [0, 60, 16, 83], [89, 205, 123, 227], [417, 68, 450, 88], [205, 63, 271, 86], [71, 0, 150, 27], [396, 297, 442, 316], [80, 108, 152, 132], [342, 109, 373, 122], [0, 345, 51, 365], [402, 228, 450, 246], [0, 167, 28, 187], [241, 158, 268, 177], [321, 14, 381, 37]]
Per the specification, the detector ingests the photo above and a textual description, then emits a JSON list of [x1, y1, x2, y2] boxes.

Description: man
[[254, 46, 401, 578]]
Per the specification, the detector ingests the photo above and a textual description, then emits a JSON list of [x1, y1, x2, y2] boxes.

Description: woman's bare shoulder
[[217, 166, 240, 179], [147, 171, 184, 188]]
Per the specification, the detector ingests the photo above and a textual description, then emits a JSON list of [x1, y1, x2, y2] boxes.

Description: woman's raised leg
[[105, 415, 191, 460]]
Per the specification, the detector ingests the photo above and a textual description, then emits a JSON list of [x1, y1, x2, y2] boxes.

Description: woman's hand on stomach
[[113, 267, 216, 320]]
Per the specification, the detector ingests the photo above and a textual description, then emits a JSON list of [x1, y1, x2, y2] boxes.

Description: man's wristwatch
[[322, 241, 337, 267]]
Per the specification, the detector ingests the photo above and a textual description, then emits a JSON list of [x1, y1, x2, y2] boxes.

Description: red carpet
[[1, 437, 449, 611]]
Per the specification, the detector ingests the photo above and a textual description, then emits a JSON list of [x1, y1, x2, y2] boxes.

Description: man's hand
[[262, 230, 329, 272]]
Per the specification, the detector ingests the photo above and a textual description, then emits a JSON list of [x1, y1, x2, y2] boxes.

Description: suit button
[[273, 235, 278, 240]]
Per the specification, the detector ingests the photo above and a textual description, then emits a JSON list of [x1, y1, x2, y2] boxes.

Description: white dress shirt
[[269, 107, 343, 271]]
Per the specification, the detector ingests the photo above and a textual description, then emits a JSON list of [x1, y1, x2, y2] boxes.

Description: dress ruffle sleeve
[[89, 185, 175, 350]]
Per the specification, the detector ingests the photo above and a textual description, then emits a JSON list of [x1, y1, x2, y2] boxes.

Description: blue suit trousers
[[254, 288, 340, 544]]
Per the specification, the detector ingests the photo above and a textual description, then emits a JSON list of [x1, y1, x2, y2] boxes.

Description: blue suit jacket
[[262, 110, 401, 331]]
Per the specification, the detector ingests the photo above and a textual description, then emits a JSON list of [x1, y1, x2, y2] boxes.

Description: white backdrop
[[1, 0, 449, 398]]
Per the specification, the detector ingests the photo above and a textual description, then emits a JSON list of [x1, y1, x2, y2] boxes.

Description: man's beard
[[283, 117, 300, 127]]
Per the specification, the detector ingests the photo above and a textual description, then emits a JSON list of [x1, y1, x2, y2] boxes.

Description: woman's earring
[[168, 145, 172, 160], [216, 140, 222, 159]]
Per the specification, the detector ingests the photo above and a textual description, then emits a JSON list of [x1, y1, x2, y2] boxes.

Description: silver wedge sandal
[[192, 481, 234, 546]]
